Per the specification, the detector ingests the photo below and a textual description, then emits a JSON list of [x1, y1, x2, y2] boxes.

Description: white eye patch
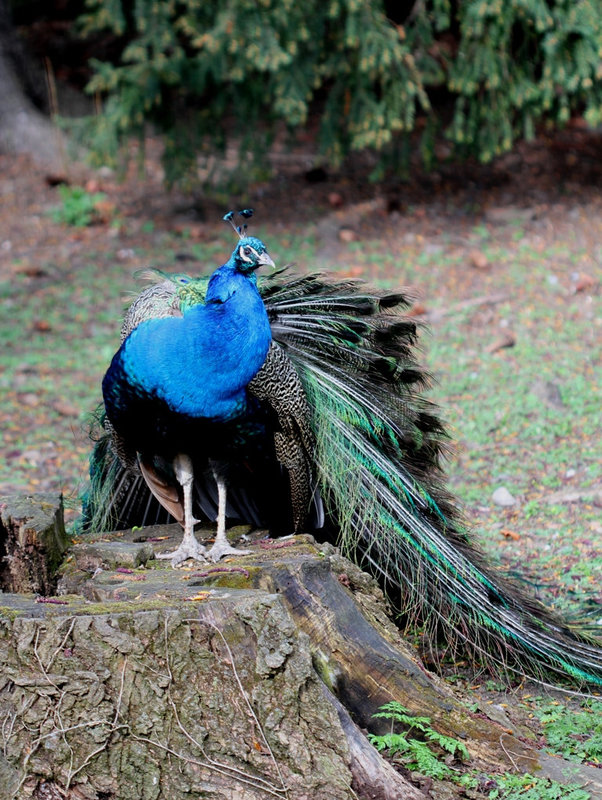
[[239, 245, 259, 263]]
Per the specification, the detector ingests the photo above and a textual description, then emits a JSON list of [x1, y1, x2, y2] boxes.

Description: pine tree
[[78, 0, 602, 183]]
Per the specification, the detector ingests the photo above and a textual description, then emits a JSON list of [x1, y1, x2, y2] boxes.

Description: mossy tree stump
[[1, 495, 598, 800]]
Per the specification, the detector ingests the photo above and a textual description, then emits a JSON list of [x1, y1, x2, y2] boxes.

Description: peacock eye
[[243, 247, 253, 257]]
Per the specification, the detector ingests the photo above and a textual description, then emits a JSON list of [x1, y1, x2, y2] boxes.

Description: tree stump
[[1, 496, 600, 799], [0, 494, 69, 595]]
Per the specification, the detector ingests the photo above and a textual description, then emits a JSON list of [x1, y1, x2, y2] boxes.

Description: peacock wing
[[138, 456, 185, 527], [247, 341, 320, 533]]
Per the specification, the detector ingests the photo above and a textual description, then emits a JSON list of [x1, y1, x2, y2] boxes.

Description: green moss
[[0, 606, 24, 621]]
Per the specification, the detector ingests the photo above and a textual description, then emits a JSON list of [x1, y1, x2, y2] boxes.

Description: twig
[[45, 617, 76, 672], [113, 656, 128, 727], [129, 732, 288, 798], [198, 615, 288, 794], [499, 733, 519, 771], [163, 614, 288, 797], [43, 55, 68, 175], [424, 292, 510, 322]]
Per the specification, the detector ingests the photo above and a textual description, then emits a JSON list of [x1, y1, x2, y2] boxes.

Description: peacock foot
[[206, 539, 251, 563], [157, 538, 208, 567]]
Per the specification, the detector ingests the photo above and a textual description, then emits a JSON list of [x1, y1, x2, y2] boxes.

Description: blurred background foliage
[[11, 0, 602, 186]]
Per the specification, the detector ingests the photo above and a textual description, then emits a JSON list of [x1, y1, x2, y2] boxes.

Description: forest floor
[[0, 130, 601, 793]]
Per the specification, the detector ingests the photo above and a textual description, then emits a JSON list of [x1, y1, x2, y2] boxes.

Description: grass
[[335, 231, 601, 618]]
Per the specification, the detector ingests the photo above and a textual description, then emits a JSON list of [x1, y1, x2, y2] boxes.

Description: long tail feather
[[264, 273, 602, 689]]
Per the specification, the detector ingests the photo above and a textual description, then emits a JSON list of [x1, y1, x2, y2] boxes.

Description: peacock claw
[[156, 540, 208, 567], [206, 541, 251, 563]]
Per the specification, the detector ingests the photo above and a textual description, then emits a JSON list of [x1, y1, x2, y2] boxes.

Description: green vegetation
[[476, 773, 590, 800], [50, 186, 108, 228], [371, 702, 594, 798], [368, 701, 469, 779], [533, 699, 602, 763], [77, 0, 602, 183]]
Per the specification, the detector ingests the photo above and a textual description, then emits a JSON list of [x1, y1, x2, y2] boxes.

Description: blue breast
[[103, 266, 271, 424]]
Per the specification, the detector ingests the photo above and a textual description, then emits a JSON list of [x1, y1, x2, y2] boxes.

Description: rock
[[71, 539, 156, 570], [492, 487, 516, 507], [530, 379, 565, 409]]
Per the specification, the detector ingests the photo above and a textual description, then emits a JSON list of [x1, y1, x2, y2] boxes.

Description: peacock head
[[223, 209, 275, 273], [230, 236, 275, 274]]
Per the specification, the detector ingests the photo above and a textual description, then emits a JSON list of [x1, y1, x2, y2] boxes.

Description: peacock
[[83, 210, 602, 690]]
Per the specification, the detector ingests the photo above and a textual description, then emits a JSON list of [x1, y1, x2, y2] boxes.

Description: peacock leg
[[205, 468, 251, 562], [157, 454, 207, 566]]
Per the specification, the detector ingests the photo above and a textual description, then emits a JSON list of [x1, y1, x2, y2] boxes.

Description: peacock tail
[[262, 273, 602, 688], [83, 266, 602, 689]]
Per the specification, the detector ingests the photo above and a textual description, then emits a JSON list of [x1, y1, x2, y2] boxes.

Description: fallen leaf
[[338, 227, 358, 243], [94, 199, 117, 223], [188, 223, 206, 240], [185, 592, 212, 602], [573, 273, 596, 293], [53, 401, 79, 417], [469, 250, 489, 269], [33, 320, 52, 332], [500, 529, 520, 541], [406, 303, 428, 317], [338, 266, 363, 278]]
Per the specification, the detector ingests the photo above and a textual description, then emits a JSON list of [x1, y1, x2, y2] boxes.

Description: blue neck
[[111, 263, 271, 421]]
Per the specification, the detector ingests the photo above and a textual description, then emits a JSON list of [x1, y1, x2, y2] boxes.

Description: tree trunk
[[1, 495, 601, 799], [0, 0, 64, 167]]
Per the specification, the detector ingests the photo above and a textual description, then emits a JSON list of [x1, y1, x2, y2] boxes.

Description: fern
[[369, 701, 469, 779], [489, 773, 591, 800]]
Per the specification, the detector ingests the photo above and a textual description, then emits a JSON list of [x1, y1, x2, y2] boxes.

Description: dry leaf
[[33, 319, 52, 332], [338, 227, 358, 243], [406, 303, 428, 317], [469, 250, 489, 269], [53, 401, 79, 417], [574, 273, 596, 293]]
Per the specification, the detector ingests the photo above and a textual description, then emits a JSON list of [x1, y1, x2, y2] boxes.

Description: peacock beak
[[257, 251, 275, 269]]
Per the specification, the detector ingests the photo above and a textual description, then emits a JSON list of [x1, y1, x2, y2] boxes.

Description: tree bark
[[0, 0, 64, 166]]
